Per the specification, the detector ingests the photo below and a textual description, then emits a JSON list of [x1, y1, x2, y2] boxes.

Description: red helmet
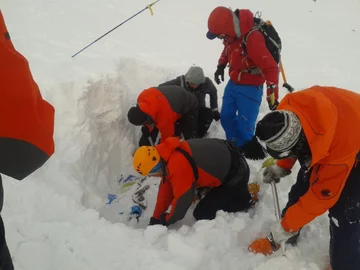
[[207, 6, 237, 40]]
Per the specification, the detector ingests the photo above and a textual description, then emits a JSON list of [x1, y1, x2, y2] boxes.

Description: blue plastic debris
[[130, 205, 142, 217], [107, 194, 118, 205]]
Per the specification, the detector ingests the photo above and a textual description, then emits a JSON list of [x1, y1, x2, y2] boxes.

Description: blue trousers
[[220, 80, 263, 146]]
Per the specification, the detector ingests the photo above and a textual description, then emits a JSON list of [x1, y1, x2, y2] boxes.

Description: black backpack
[[242, 17, 282, 64]]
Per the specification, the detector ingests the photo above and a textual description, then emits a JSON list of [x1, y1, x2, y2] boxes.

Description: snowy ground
[[1, 0, 360, 269]]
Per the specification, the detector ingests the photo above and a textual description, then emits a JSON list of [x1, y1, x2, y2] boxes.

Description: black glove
[[212, 110, 221, 121], [267, 99, 279, 111], [214, 65, 226, 85], [141, 125, 150, 136], [159, 213, 167, 225], [149, 217, 161, 225], [149, 213, 168, 226]]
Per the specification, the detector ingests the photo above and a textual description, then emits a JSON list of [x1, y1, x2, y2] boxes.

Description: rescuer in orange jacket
[[248, 86, 360, 270], [132, 137, 261, 226], [0, 10, 55, 270], [127, 85, 198, 146]]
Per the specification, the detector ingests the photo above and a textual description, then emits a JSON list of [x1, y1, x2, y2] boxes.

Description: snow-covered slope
[[1, 0, 360, 269]]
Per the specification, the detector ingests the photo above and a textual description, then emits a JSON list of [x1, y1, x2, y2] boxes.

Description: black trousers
[[0, 176, 14, 270], [138, 109, 199, 146], [193, 181, 252, 220], [193, 149, 251, 220], [139, 126, 159, 147], [328, 161, 360, 270], [175, 108, 198, 140], [283, 162, 360, 270], [196, 107, 213, 138]]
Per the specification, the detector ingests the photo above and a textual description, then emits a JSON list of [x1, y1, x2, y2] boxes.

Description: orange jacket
[[0, 11, 55, 179], [137, 86, 198, 143], [153, 137, 235, 225], [137, 88, 181, 142], [276, 86, 360, 232]]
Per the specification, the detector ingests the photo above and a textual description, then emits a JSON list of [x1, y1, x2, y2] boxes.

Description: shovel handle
[[271, 182, 281, 221], [270, 181, 286, 254], [279, 61, 295, 93], [283, 83, 295, 93]]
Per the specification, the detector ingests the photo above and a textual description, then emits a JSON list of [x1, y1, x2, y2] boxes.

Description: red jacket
[[209, 9, 279, 98], [0, 10, 55, 179]]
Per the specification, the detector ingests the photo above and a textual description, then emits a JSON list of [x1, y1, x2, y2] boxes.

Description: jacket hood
[[137, 87, 160, 120], [277, 86, 338, 166], [155, 137, 191, 163], [238, 9, 255, 36], [207, 7, 254, 39]]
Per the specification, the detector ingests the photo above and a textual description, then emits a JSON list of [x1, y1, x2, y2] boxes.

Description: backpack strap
[[175, 148, 199, 181], [241, 27, 264, 75], [180, 75, 185, 89], [242, 27, 261, 56]]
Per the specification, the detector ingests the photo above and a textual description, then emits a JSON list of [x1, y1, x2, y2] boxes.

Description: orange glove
[[249, 222, 297, 255], [248, 235, 280, 255]]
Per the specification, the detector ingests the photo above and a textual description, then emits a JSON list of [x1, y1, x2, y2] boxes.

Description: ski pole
[[71, 0, 161, 58], [279, 61, 294, 92]]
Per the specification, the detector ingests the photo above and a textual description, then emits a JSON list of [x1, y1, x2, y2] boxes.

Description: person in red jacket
[[248, 86, 360, 270], [132, 137, 260, 226], [127, 85, 198, 146], [206, 7, 279, 147], [0, 10, 55, 270]]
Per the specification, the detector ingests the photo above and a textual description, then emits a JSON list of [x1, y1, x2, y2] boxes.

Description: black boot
[[286, 230, 301, 246], [237, 136, 268, 160]]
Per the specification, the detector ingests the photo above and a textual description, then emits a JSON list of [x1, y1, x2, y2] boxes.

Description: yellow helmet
[[133, 146, 161, 176]]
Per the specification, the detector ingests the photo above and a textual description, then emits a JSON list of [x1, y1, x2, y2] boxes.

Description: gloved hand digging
[[263, 165, 291, 184], [148, 213, 167, 226], [248, 222, 298, 255], [149, 217, 161, 225]]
